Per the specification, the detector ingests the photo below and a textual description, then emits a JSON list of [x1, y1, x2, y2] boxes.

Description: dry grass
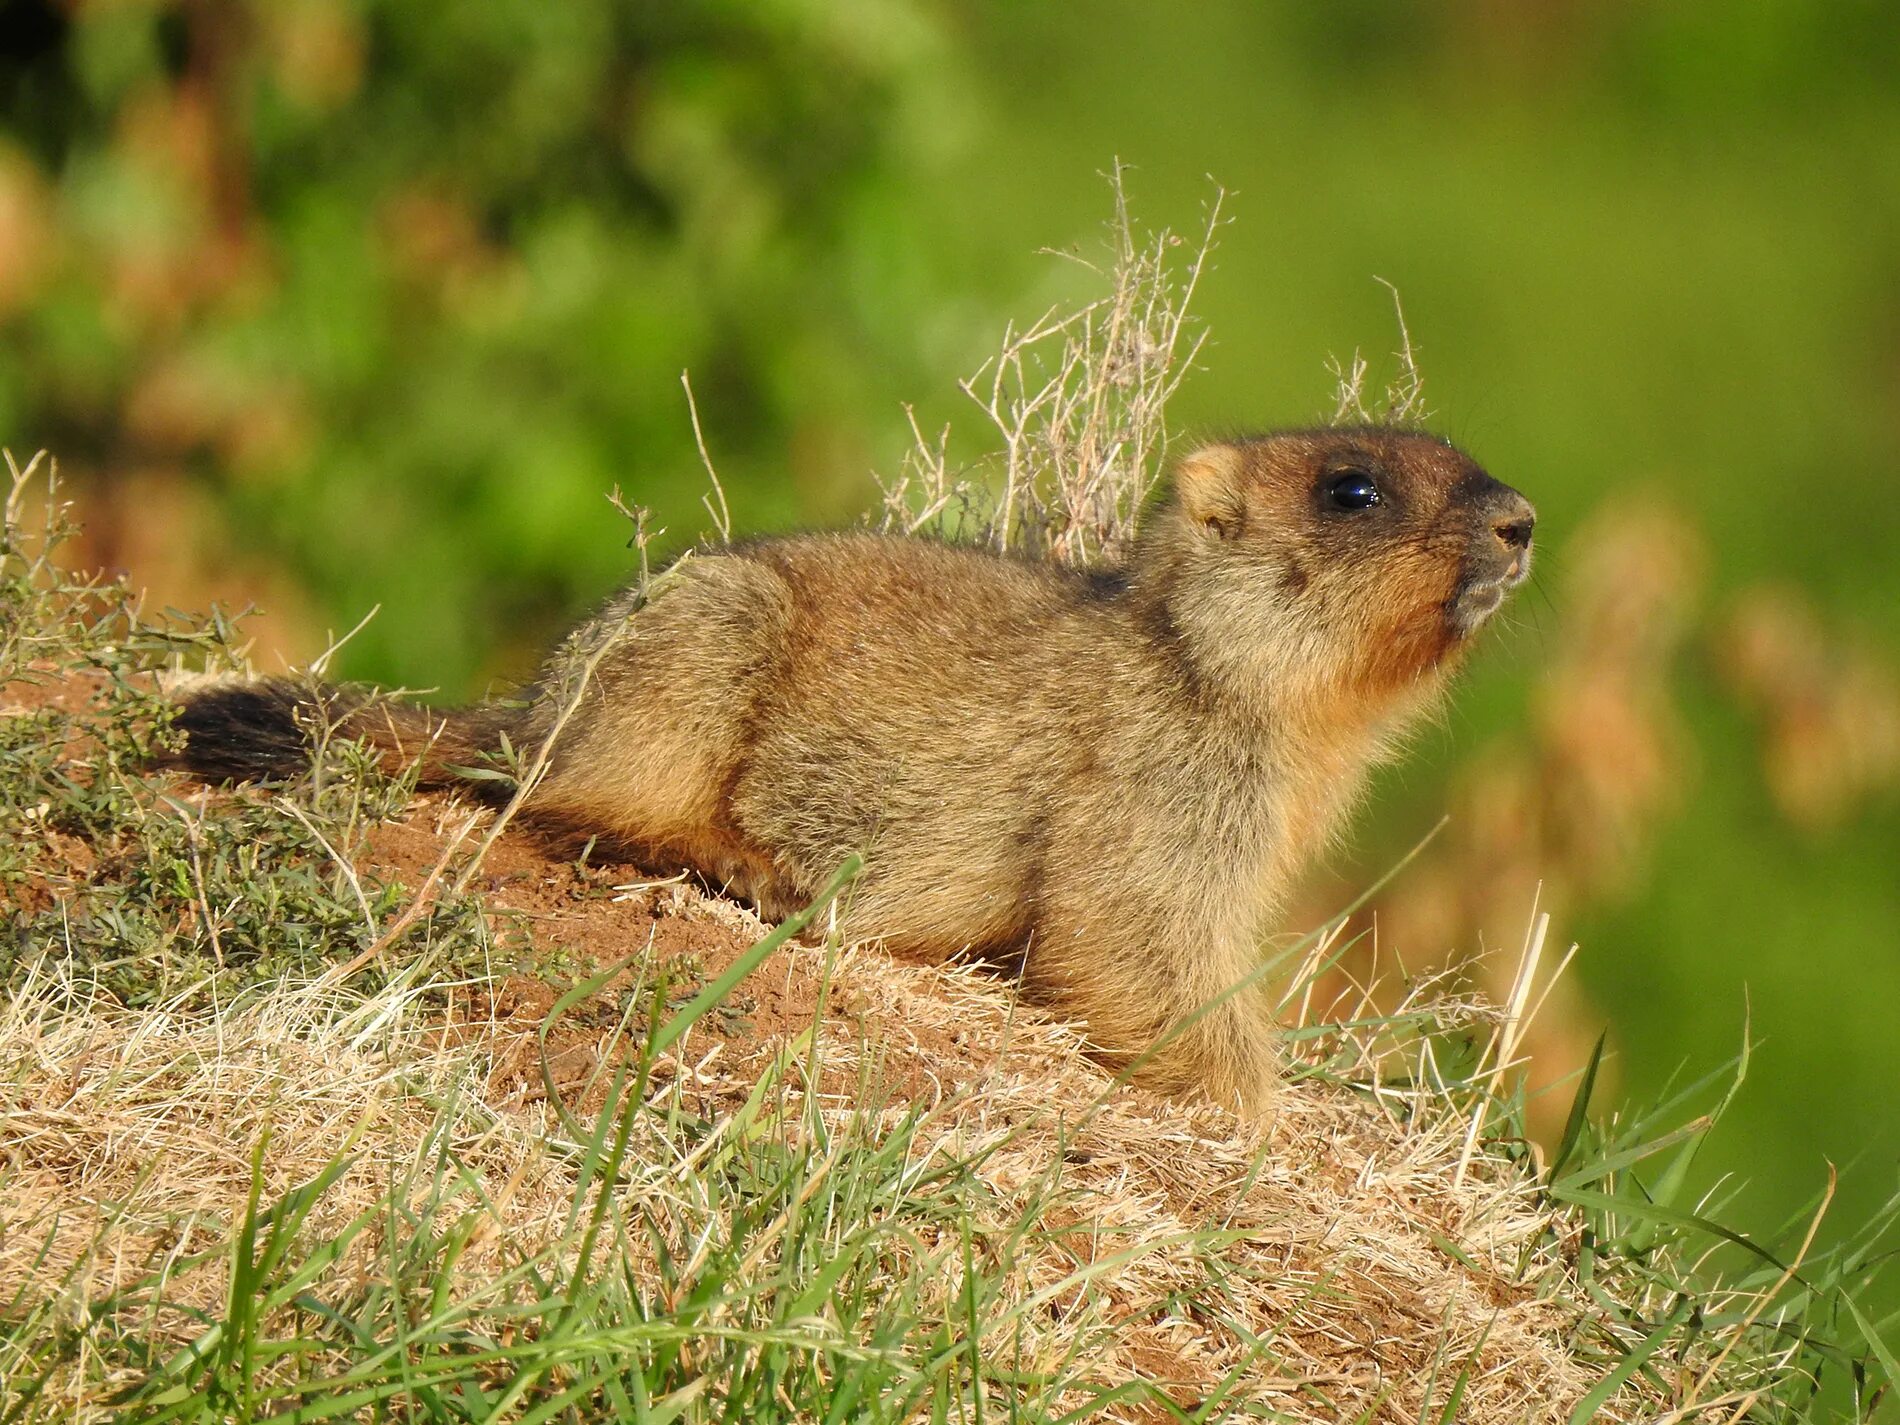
[[1326, 277, 1431, 428], [1, 865, 1799, 1422]]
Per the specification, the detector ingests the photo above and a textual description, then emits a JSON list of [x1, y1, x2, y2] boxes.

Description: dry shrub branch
[[878, 162, 1222, 565]]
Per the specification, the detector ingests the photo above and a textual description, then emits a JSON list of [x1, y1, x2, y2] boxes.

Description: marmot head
[[1153, 427, 1535, 710]]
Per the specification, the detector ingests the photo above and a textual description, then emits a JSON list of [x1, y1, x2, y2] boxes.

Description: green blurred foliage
[[0, 0, 968, 683], [4, 0, 1899, 1320]]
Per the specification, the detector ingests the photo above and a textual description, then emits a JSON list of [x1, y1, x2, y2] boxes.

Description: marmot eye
[[1324, 472, 1381, 512]]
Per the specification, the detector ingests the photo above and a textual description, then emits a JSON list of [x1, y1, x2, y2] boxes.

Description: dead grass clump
[[876, 162, 1220, 566], [0, 957, 568, 1322]]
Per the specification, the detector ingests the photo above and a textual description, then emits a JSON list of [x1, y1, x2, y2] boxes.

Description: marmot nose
[[1490, 492, 1536, 553]]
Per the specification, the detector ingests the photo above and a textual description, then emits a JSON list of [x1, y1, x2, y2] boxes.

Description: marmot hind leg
[[518, 554, 799, 884]]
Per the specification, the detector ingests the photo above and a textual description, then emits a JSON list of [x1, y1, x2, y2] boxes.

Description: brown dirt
[[359, 797, 1033, 1119]]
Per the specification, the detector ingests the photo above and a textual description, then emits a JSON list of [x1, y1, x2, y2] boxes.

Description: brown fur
[[172, 427, 1534, 1115]]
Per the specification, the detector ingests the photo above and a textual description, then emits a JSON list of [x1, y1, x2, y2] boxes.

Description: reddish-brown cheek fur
[[1358, 550, 1465, 695], [1244, 489, 1463, 706]]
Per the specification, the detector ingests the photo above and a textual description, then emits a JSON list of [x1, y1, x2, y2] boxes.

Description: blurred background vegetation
[[3, 0, 1897, 1309]]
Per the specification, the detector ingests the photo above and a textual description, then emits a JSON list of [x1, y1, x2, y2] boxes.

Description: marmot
[[172, 427, 1534, 1114]]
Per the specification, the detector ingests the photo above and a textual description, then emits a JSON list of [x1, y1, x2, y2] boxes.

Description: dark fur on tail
[[169, 678, 513, 790]]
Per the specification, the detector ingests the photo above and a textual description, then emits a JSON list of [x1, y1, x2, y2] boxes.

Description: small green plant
[[0, 450, 503, 1005]]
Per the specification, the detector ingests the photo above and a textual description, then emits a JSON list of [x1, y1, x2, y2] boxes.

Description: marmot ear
[[1175, 445, 1246, 540]]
